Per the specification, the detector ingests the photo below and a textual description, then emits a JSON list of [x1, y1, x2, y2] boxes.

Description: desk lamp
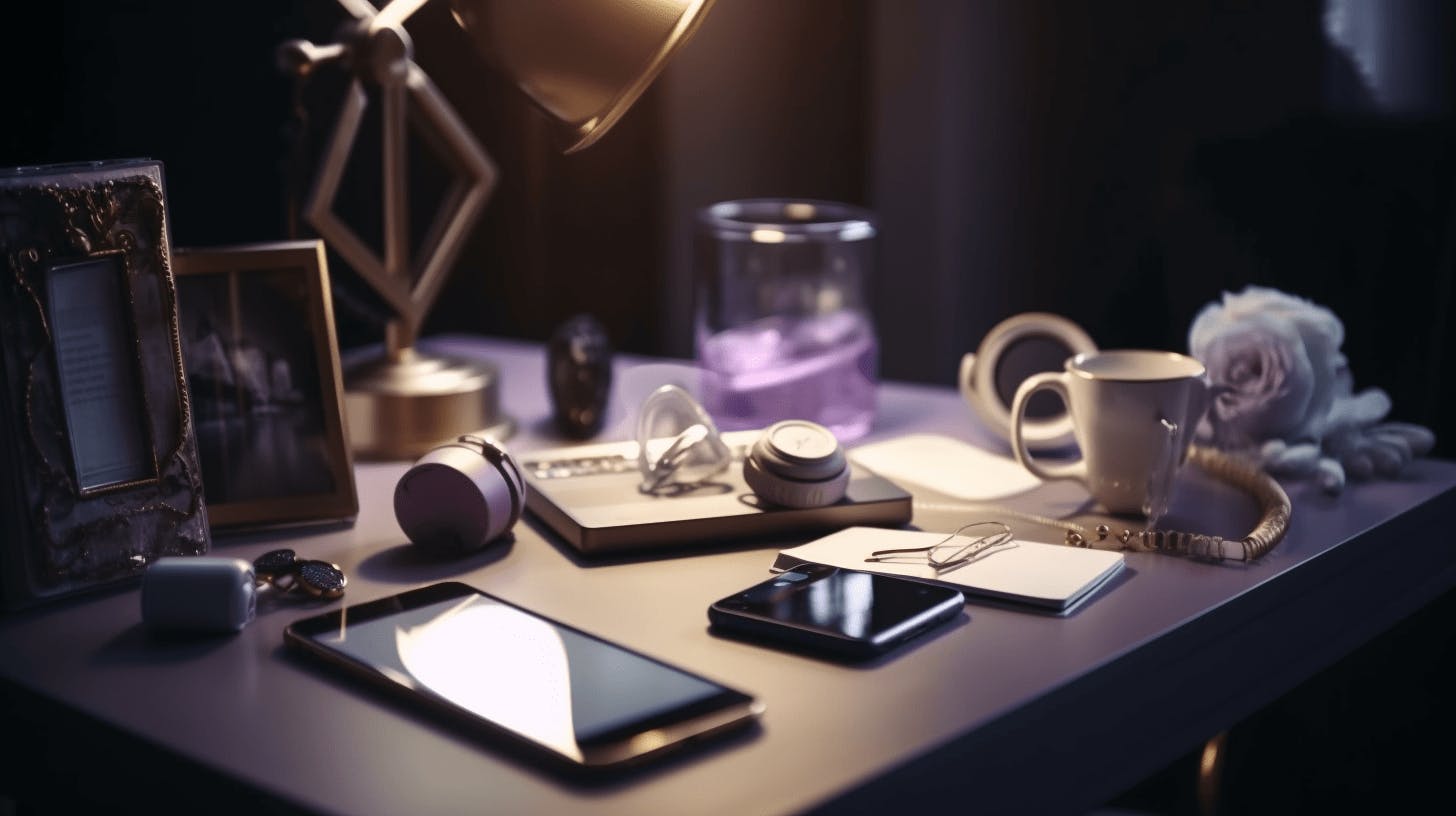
[[280, 0, 715, 459]]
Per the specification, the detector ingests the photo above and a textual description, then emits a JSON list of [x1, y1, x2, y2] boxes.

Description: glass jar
[[693, 199, 879, 441]]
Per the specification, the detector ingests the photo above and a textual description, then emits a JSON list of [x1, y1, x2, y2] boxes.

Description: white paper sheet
[[849, 433, 1042, 501], [773, 527, 1124, 613]]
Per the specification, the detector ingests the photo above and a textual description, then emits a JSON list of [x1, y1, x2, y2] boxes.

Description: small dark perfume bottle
[[547, 314, 613, 438]]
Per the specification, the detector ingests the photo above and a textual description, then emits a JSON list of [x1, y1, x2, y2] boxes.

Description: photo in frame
[[174, 240, 357, 530], [0, 159, 211, 610]]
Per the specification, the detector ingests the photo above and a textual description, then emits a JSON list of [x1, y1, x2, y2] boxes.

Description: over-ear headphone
[[394, 434, 525, 554], [743, 420, 850, 509], [959, 312, 1096, 452]]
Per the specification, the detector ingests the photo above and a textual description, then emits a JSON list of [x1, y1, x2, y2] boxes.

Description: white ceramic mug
[[1009, 350, 1211, 519]]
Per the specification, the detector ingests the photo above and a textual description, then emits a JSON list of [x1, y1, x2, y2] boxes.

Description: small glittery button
[[295, 560, 347, 599], [253, 548, 298, 579]]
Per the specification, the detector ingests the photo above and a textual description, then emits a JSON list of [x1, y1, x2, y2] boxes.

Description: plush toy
[[1188, 286, 1435, 493]]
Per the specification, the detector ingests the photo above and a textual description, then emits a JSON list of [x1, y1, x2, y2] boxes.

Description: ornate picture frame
[[174, 240, 357, 530], [0, 159, 211, 610]]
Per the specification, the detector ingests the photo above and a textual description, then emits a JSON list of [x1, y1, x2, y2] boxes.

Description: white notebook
[[772, 527, 1125, 614]]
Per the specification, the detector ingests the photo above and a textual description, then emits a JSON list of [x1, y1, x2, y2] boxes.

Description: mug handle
[[1010, 372, 1086, 483]]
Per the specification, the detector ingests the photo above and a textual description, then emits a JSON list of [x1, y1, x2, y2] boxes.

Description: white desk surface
[[3, 336, 1454, 815]]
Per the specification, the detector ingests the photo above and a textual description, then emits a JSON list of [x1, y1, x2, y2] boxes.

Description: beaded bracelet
[[915, 446, 1291, 563], [1060, 446, 1291, 562]]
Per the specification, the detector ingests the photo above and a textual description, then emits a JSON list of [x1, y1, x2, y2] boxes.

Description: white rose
[[1188, 286, 1345, 447], [1187, 285, 1434, 492]]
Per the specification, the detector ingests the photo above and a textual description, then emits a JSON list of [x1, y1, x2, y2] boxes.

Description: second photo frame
[[174, 240, 357, 531]]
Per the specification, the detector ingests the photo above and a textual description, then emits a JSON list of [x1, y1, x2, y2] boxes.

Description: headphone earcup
[[743, 424, 851, 509], [394, 436, 524, 554], [743, 454, 850, 509]]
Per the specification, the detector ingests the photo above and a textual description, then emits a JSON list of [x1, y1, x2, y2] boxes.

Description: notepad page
[[775, 527, 1124, 611]]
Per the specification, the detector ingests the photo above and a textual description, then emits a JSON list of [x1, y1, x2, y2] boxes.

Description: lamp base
[[343, 349, 515, 460]]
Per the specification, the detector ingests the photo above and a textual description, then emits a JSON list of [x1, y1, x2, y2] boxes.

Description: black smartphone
[[285, 582, 762, 774], [707, 563, 965, 660]]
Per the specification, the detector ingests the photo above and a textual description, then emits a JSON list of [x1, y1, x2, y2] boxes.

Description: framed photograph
[[174, 240, 357, 530], [0, 159, 211, 610]]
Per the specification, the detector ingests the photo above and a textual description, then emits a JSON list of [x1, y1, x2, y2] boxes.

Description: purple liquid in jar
[[694, 199, 880, 441], [698, 310, 877, 442]]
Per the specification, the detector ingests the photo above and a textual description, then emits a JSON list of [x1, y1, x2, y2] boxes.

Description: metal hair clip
[[635, 385, 732, 495], [864, 521, 1017, 574]]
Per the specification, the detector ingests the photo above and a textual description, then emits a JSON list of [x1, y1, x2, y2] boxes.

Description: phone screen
[[286, 583, 758, 768], [709, 564, 964, 657]]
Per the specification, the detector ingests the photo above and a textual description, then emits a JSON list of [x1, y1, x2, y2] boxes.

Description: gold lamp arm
[[279, 0, 507, 458], [278, 0, 717, 458], [282, 0, 497, 362]]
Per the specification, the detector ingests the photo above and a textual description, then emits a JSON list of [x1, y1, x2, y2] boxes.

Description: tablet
[[285, 582, 762, 773]]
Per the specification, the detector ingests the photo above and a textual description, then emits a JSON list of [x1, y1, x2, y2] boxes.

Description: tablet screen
[[289, 583, 755, 765]]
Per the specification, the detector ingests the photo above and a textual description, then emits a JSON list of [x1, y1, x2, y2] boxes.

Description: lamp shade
[[449, 0, 715, 153]]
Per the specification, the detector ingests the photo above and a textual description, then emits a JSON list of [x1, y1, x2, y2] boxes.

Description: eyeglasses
[[864, 521, 1016, 574]]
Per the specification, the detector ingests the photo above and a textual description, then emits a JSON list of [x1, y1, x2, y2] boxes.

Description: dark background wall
[[857, 1, 1456, 456], [4, 1, 1449, 455]]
